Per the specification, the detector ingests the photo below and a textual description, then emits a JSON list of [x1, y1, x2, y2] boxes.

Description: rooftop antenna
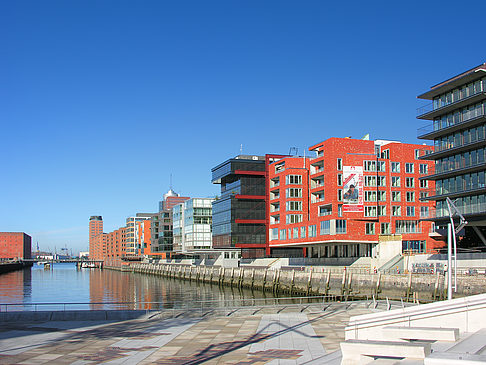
[[240, 144, 243, 155], [170, 174, 173, 189]]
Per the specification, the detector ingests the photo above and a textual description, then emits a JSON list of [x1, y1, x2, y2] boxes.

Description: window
[[293, 227, 299, 239], [338, 204, 343, 217], [286, 201, 302, 211], [420, 206, 429, 218], [392, 191, 401, 202], [406, 177, 415, 188], [286, 214, 303, 224], [300, 226, 306, 238], [402, 240, 426, 254], [365, 176, 386, 187], [378, 206, 386, 216], [320, 220, 330, 235], [406, 163, 414, 173], [420, 191, 429, 199], [286, 175, 302, 185], [337, 158, 342, 170], [392, 176, 401, 187], [319, 205, 332, 216], [365, 206, 377, 217], [396, 220, 419, 234], [286, 188, 302, 198], [337, 174, 343, 186], [406, 206, 415, 216], [406, 191, 415, 202], [270, 228, 278, 241], [365, 222, 375, 235], [420, 179, 428, 188], [336, 220, 346, 234], [391, 162, 400, 173], [338, 189, 343, 201], [280, 229, 286, 240], [414, 150, 420, 159], [382, 149, 390, 159], [392, 206, 401, 216], [365, 160, 386, 172], [381, 222, 391, 234], [309, 225, 317, 237], [419, 164, 428, 175]]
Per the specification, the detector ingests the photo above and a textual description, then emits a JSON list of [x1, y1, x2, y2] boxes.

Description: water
[[0, 263, 277, 311]]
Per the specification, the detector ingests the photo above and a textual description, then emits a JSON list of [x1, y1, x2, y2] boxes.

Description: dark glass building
[[417, 63, 486, 250], [211, 155, 267, 258]]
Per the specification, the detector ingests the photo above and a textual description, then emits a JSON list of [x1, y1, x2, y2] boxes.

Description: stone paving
[[0, 303, 375, 364]]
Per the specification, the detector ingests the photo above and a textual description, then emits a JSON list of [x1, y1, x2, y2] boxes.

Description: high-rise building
[[268, 137, 440, 258], [417, 63, 486, 249], [158, 188, 190, 212], [0, 232, 32, 260], [173, 198, 214, 253], [89, 216, 103, 257]]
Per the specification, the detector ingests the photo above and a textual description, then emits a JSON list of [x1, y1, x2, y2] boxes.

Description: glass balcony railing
[[428, 202, 486, 219], [417, 104, 485, 137], [417, 84, 485, 117], [434, 159, 485, 175]]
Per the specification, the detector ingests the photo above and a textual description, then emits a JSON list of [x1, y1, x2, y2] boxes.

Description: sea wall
[[0, 261, 33, 275], [105, 263, 486, 303]]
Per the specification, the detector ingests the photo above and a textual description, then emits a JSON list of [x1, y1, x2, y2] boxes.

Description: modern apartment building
[[0, 232, 32, 260], [173, 198, 214, 253], [417, 63, 486, 249], [158, 189, 190, 212], [211, 155, 285, 258], [268, 137, 440, 258], [125, 213, 157, 258]]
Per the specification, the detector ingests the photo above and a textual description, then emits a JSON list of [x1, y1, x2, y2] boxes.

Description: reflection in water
[[0, 268, 32, 305], [0, 263, 275, 311]]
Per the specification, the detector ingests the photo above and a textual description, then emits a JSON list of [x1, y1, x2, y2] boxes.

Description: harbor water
[[0, 263, 277, 311]]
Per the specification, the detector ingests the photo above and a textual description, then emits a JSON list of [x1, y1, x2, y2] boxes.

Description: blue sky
[[1, 0, 484, 254]]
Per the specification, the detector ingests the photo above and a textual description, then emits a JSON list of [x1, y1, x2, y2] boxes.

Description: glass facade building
[[211, 155, 267, 258], [417, 63, 486, 249]]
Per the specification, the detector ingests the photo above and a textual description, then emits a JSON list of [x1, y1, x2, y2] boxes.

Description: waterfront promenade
[[0, 301, 378, 364]]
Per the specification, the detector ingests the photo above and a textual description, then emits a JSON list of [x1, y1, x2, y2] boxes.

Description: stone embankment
[[105, 263, 486, 302], [0, 261, 33, 275]]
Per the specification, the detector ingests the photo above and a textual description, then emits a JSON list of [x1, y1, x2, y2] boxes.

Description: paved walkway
[[0, 303, 376, 364]]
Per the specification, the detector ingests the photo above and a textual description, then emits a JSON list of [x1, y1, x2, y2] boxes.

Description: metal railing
[[0, 295, 353, 313]]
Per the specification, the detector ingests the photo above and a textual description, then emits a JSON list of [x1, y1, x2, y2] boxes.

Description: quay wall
[[0, 261, 33, 275], [105, 263, 486, 302]]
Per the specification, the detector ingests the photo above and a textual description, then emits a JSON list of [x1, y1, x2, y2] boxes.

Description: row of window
[[435, 171, 486, 196], [434, 147, 486, 174], [363, 161, 427, 174], [435, 194, 486, 218], [432, 78, 485, 110], [270, 219, 421, 240], [434, 124, 486, 153]]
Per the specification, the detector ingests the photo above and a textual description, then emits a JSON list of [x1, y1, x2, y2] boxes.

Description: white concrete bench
[[425, 352, 486, 364], [340, 339, 431, 364], [383, 326, 459, 342]]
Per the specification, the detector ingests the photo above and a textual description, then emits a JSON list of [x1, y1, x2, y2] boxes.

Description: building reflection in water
[[89, 268, 272, 310], [0, 268, 32, 309]]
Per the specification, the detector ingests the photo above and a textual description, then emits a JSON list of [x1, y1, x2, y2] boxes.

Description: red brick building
[[0, 232, 32, 260], [268, 137, 442, 259], [89, 216, 103, 258]]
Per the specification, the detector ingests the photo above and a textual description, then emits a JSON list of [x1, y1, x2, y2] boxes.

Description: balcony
[[417, 107, 486, 140], [427, 159, 485, 180], [420, 184, 486, 200], [424, 203, 486, 220], [417, 89, 486, 120]]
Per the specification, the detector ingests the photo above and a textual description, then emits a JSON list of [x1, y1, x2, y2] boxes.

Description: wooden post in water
[[307, 268, 313, 296]]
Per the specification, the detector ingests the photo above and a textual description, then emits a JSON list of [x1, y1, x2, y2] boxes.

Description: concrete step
[[340, 339, 431, 364], [425, 351, 486, 364], [383, 326, 459, 342], [446, 328, 486, 355]]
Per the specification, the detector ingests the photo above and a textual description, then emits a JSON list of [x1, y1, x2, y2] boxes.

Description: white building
[[173, 198, 214, 253]]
